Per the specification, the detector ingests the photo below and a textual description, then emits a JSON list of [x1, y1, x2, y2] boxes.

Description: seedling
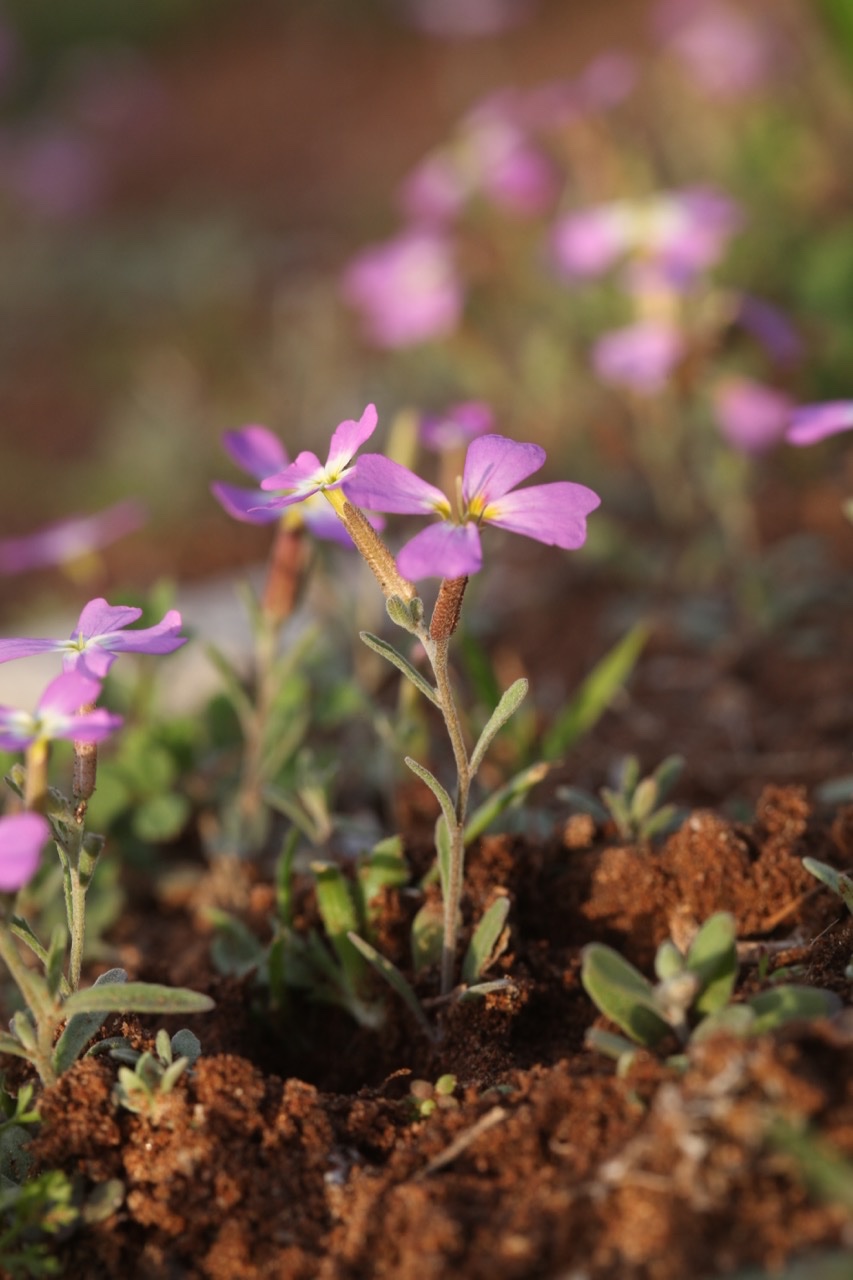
[[582, 912, 840, 1066], [111, 1028, 201, 1120], [559, 753, 687, 843]]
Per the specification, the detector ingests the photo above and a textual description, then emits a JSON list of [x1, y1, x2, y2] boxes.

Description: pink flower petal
[[0, 812, 50, 892], [344, 454, 449, 515], [787, 401, 853, 446], [38, 671, 103, 718], [326, 404, 378, 474], [397, 521, 483, 580], [463, 434, 545, 507], [485, 482, 601, 547], [222, 426, 287, 481], [75, 599, 142, 639], [211, 482, 282, 524], [260, 452, 323, 493]]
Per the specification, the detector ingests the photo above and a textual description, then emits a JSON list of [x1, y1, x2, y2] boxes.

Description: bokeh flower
[[712, 377, 793, 454], [341, 230, 463, 348], [552, 187, 741, 289], [654, 0, 777, 100], [0, 598, 186, 679], [787, 401, 853, 446], [592, 320, 685, 394], [0, 672, 122, 752], [345, 433, 600, 579], [0, 812, 50, 893], [0, 499, 147, 576], [419, 402, 494, 453]]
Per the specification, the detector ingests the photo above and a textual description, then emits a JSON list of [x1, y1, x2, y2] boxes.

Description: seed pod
[[429, 576, 468, 641], [341, 502, 417, 602]]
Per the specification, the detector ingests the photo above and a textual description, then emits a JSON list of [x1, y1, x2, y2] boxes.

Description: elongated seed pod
[[341, 502, 417, 602], [429, 576, 468, 641]]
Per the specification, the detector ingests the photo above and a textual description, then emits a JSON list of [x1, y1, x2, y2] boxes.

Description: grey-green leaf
[[404, 757, 457, 833], [746, 984, 841, 1034], [802, 857, 853, 915], [581, 943, 671, 1048], [469, 678, 528, 777], [346, 932, 434, 1040], [62, 982, 214, 1017], [462, 896, 510, 985], [359, 631, 438, 705], [686, 912, 738, 1017]]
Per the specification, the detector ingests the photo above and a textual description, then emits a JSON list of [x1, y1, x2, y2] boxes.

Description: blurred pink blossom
[[592, 320, 685, 394], [399, 90, 556, 224], [341, 229, 464, 348], [654, 0, 777, 99], [712, 376, 793, 454], [787, 401, 853, 446], [419, 402, 494, 452], [552, 187, 742, 289], [0, 500, 147, 576]]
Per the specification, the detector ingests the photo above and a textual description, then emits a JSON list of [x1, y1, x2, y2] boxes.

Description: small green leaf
[[62, 982, 214, 1017], [404, 757, 457, 834], [631, 776, 660, 826], [132, 793, 190, 843], [651, 754, 685, 800], [312, 861, 367, 991], [0, 1032, 32, 1062], [691, 1003, 756, 1042], [346, 932, 434, 1040], [746, 984, 841, 1034], [411, 898, 445, 974], [359, 632, 438, 705], [204, 643, 254, 728], [802, 857, 853, 915], [359, 836, 409, 909], [170, 1029, 201, 1065], [654, 940, 685, 982], [53, 967, 129, 1075], [686, 912, 738, 1017], [581, 944, 671, 1048], [462, 897, 510, 985], [385, 595, 424, 634], [464, 761, 551, 844], [584, 1027, 640, 1063], [543, 622, 648, 759], [469, 678, 528, 777]]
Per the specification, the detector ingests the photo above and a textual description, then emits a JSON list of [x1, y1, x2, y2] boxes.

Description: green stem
[[424, 634, 471, 997], [66, 860, 87, 993]]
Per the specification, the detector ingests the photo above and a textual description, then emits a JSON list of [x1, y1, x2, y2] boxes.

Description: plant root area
[[6, 783, 853, 1279]]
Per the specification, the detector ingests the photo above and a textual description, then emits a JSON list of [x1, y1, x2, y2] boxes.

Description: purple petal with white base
[[0, 500, 146, 576], [397, 522, 483, 580], [463, 435, 545, 507], [0, 671, 122, 751], [0, 598, 186, 679], [484, 482, 601, 546], [260, 405, 378, 509], [0, 812, 50, 893], [787, 401, 853, 447]]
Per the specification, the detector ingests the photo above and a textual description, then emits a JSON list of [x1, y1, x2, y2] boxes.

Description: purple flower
[[0, 672, 122, 752], [212, 424, 370, 545], [419, 402, 494, 453], [592, 320, 685, 394], [736, 295, 802, 367], [258, 405, 378, 511], [345, 433, 600, 579], [654, 0, 777, 100], [787, 402, 853, 447], [712, 377, 793, 454], [0, 499, 147, 576], [0, 123, 105, 221], [0, 812, 50, 893], [341, 230, 463, 348], [0, 598, 185, 679], [552, 187, 741, 289]]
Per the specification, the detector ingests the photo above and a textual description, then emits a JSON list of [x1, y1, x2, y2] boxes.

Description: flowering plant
[[0, 601, 211, 1086]]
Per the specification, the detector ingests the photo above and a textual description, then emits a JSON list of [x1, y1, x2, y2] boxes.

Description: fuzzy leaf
[[651, 754, 685, 800], [462, 897, 510, 985], [0, 1032, 31, 1061], [204, 642, 254, 728], [359, 836, 409, 909], [464, 761, 550, 844], [404, 757, 457, 834], [543, 622, 648, 759], [686, 912, 738, 1017], [802, 857, 853, 915], [312, 861, 367, 991], [346, 932, 434, 1040], [53, 967, 129, 1075], [469, 678, 529, 777], [585, 1026, 640, 1063], [654, 940, 685, 982], [411, 898, 445, 974], [359, 631, 438, 705], [581, 944, 671, 1048], [62, 982, 214, 1017], [746, 984, 841, 1034]]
